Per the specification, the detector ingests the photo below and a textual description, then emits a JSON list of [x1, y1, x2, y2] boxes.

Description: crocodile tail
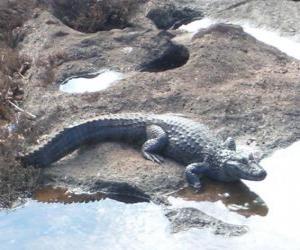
[[20, 115, 147, 168]]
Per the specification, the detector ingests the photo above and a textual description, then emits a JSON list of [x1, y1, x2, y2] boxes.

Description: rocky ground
[[167, 0, 300, 37], [165, 207, 247, 235], [0, 0, 299, 234]]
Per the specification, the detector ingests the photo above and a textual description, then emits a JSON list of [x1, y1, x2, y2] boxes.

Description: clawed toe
[[192, 183, 202, 192], [152, 154, 164, 163], [143, 152, 164, 164]]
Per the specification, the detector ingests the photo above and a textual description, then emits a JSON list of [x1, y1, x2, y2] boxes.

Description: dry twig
[[7, 100, 36, 119]]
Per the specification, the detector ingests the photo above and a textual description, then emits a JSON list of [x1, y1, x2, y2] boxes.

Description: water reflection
[[33, 186, 149, 204], [33, 182, 268, 218], [174, 179, 268, 217], [33, 187, 106, 204], [0, 199, 170, 250], [0, 142, 300, 250]]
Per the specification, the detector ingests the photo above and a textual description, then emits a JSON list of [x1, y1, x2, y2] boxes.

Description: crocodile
[[20, 113, 267, 189]]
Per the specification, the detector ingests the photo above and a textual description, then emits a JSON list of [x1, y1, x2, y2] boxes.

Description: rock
[[192, 23, 246, 40], [170, 0, 300, 37], [18, 14, 300, 196], [19, 11, 189, 81], [41, 143, 185, 196], [38, 0, 149, 33], [146, 4, 203, 30], [165, 207, 248, 236]]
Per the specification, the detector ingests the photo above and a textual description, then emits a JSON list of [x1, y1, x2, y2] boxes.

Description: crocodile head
[[223, 152, 267, 181]]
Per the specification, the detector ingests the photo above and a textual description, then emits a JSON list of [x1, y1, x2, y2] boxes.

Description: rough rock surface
[[166, 0, 300, 38], [16, 3, 300, 196], [41, 143, 184, 196], [146, 4, 203, 29], [165, 207, 248, 235]]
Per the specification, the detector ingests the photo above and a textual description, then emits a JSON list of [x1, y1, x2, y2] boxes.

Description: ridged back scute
[[21, 114, 149, 167]]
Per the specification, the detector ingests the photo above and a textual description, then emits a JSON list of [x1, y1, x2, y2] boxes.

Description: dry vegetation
[[0, 0, 33, 120], [0, 157, 39, 208], [0, 0, 39, 209]]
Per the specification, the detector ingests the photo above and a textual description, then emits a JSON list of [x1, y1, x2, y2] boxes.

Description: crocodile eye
[[248, 153, 255, 161]]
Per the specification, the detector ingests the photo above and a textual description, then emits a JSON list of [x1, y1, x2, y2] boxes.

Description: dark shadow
[[146, 6, 203, 30], [138, 44, 189, 72], [39, 0, 135, 33]]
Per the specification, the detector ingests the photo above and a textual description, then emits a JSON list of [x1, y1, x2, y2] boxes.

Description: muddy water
[[0, 142, 300, 250], [59, 69, 124, 93]]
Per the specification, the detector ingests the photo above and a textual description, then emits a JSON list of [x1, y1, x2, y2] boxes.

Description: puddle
[[33, 187, 106, 203], [173, 180, 268, 217], [33, 186, 150, 204], [59, 69, 124, 93], [179, 18, 218, 33], [179, 18, 300, 60], [121, 47, 133, 54], [1, 141, 300, 250], [170, 141, 300, 249]]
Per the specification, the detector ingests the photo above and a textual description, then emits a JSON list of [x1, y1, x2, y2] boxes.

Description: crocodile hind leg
[[185, 160, 210, 190], [142, 125, 168, 164]]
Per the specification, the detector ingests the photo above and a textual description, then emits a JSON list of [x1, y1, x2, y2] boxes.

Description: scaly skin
[[20, 113, 267, 189]]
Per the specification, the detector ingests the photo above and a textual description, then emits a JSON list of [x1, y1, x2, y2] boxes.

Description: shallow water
[[59, 69, 124, 93], [174, 180, 268, 217], [1, 142, 300, 250], [179, 18, 300, 60]]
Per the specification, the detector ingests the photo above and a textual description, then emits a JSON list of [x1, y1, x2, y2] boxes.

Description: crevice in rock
[[138, 44, 189, 72], [146, 5, 203, 30], [218, 0, 255, 13]]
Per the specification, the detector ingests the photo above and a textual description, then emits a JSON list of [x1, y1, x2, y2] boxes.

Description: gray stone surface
[[165, 207, 248, 235]]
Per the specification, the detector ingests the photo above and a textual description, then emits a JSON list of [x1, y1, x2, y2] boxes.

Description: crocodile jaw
[[225, 160, 267, 181]]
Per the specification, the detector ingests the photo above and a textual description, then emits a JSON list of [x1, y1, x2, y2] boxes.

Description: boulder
[[165, 207, 248, 236], [18, 12, 300, 196]]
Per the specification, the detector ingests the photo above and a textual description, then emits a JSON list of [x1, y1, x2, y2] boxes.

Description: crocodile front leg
[[185, 160, 210, 190], [142, 125, 168, 164]]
